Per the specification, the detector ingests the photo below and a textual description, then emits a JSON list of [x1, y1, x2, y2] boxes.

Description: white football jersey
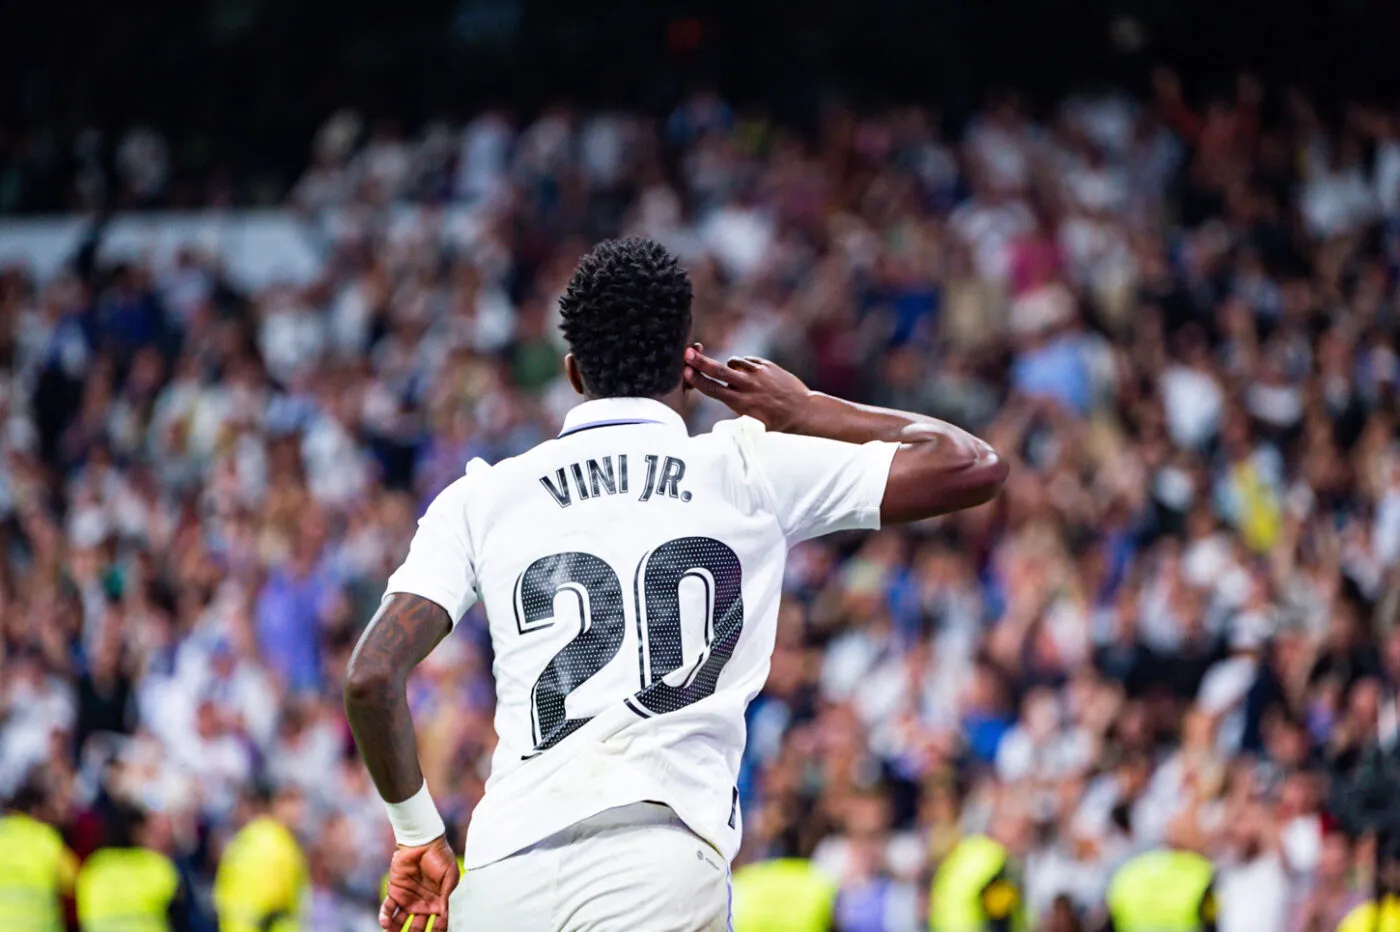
[[385, 396, 897, 868]]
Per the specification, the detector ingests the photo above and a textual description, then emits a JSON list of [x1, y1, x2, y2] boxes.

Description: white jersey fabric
[[385, 396, 897, 869]]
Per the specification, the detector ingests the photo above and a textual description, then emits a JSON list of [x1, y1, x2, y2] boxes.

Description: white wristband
[[384, 781, 446, 847]]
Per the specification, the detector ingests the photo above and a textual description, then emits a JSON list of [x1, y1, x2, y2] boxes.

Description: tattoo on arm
[[344, 594, 452, 803]]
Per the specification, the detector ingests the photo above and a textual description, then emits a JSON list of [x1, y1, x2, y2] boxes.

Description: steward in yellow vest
[[1339, 897, 1400, 932], [214, 788, 308, 932], [928, 835, 1023, 932], [1338, 841, 1400, 932], [730, 858, 838, 932], [75, 805, 196, 932], [1105, 849, 1216, 932], [0, 785, 79, 932]]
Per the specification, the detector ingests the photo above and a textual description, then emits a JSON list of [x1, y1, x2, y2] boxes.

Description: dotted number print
[[515, 552, 627, 752], [517, 538, 744, 755], [633, 537, 744, 716]]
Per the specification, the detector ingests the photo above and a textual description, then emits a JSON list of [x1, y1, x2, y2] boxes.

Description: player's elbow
[[933, 448, 1008, 512], [344, 656, 397, 707], [882, 442, 1009, 523], [964, 450, 1010, 506]]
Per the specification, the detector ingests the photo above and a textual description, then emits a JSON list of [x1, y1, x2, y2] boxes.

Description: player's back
[[385, 396, 895, 869]]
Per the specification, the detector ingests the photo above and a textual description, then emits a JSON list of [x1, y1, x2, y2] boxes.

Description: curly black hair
[[559, 237, 693, 398]]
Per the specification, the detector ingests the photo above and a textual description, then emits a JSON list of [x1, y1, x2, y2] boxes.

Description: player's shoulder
[[699, 414, 773, 454], [696, 415, 777, 472], [702, 414, 862, 478], [704, 414, 767, 441], [416, 457, 496, 527], [692, 415, 791, 512], [430, 456, 494, 500], [467, 431, 594, 479]]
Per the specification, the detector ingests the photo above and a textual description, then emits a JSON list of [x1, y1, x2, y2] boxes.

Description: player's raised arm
[[346, 593, 459, 932], [683, 347, 1008, 524]]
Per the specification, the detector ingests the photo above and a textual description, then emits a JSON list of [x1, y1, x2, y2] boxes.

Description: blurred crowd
[[3, 70, 1400, 930]]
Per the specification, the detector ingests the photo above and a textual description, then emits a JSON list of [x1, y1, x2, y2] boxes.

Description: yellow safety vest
[[1339, 898, 1400, 932], [731, 858, 838, 932], [1232, 461, 1280, 554], [213, 817, 307, 932], [0, 813, 78, 932], [76, 847, 179, 932], [929, 835, 1023, 932], [1105, 850, 1215, 932]]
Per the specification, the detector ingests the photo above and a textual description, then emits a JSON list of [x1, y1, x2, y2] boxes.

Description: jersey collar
[[558, 397, 688, 437]]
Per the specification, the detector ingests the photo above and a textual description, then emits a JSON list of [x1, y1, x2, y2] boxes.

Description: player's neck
[[583, 387, 688, 418]]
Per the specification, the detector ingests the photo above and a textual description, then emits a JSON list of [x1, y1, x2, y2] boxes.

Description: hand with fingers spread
[[380, 836, 460, 932], [683, 346, 815, 433]]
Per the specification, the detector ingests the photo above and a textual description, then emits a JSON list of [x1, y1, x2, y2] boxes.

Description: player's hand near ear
[[683, 347, 1007, 522]]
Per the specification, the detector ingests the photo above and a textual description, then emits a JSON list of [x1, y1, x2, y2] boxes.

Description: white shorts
[[452, 802, 731, 932]]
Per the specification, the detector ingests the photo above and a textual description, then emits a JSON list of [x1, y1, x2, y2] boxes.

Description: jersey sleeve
[[729, 418, 898, 543], [384, 473, 480, 626]]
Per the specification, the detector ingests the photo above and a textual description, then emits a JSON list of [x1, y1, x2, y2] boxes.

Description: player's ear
[[564, 354, 586, 396]]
